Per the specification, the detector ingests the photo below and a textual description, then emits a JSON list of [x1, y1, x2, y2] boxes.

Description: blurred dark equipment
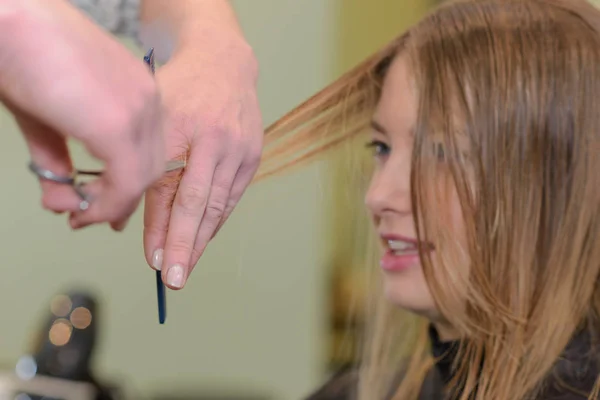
[[0, 290, 122, 400], [34, 292, 97, 381]]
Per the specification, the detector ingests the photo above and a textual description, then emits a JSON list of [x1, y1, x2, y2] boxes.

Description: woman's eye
[[366, 140, 390, 158]]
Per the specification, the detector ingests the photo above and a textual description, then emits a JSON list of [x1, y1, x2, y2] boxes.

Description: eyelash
[[365, 140, 390, 158], [365, 141, 447, 159], [365, 140, 463, 164]]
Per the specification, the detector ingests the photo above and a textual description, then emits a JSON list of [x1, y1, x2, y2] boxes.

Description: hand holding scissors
[[1, 0, 166, 231], [28, 48, 174, 324]]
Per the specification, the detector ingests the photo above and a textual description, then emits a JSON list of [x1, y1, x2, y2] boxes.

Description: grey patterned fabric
[[69, 0, 140, 38]]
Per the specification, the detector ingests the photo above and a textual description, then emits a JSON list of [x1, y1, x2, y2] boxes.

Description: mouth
[[387, 239, 419, 255], [382, 235, 433, 255], [379, 234, 433, 272]]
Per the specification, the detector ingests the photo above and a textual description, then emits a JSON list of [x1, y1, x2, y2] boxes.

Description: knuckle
[[247, 147, 263, 168], [204, 201, 226, 223], [175, 184, 207, 213], [167, 239, 193, 259], [143, 220, 163, 236], [149, 179, 178, 205], [200, 110, 227, 133], [201, 183, 230, 223]]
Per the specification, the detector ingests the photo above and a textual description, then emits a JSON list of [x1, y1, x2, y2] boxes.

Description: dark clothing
[[306, 327, 599, 399]]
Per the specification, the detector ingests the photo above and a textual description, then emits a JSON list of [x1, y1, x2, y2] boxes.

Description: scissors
[[28, 159, 185, 210], [28, 48, 174, 325]]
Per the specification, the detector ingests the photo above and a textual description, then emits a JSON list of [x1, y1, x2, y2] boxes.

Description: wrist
[[174, 28, 258, 84]]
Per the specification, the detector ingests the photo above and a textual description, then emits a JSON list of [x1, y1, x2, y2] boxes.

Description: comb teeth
[[143, 47, 155, 74]]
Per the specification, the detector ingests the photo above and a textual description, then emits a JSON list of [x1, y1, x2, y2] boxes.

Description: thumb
[[15, 113, 82, 214]]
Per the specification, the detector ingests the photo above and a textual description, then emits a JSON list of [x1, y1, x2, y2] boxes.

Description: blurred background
[[0, 0, 459, 399]]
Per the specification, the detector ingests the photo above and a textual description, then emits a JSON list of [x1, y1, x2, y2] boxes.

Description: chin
[[382, 268, 437, 315]]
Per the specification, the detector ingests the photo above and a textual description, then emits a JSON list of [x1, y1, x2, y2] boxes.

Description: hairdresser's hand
[[0, 0, 165, 231], [143, 41, 263, 290]]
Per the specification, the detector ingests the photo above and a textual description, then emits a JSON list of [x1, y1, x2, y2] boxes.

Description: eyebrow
[[370, 120, 388, 134], [371, 120, 418, 139]]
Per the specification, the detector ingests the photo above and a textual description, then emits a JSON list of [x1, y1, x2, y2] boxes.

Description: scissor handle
[[75, 169, 103, 177]]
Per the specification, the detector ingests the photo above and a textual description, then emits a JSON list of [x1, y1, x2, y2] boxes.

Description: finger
[[67, 173, 142, 230], [69, 91, 166, 229], [209, 165, 241, 241], [15, 115, 81, 213], [187, 159, 239, 270], [114, 112, 168, 234], [69, 128, 164, 229], [211, 153, 261, 240], [161, 152, 222, 290], [111, 214, 132, 232], [143, 170, 182, 270]]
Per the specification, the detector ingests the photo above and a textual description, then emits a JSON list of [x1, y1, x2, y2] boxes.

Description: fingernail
[[166, 265, 185, 288], [152, 249, 164, 270]]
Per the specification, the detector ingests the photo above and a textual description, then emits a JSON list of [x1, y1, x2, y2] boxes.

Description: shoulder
[[539, 327, 600, 399]]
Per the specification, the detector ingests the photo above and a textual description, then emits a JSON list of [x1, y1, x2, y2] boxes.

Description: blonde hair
[[255, 0, 600, 398]]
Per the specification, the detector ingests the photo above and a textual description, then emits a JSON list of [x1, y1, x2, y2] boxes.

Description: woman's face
[[365, 55, 466, 324]]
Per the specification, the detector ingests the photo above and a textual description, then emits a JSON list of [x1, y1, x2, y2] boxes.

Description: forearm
[[139, 0, 252, 65]]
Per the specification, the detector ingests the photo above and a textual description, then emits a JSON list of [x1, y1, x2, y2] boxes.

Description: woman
[[256, 0, 600, 398]]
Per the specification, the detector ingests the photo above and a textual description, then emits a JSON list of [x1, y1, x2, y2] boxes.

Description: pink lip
[[380, 250, 421, 272], [379, 233, 433, 272]]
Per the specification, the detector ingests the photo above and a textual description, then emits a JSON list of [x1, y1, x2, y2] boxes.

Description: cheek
[[364, 169, 382, 218]]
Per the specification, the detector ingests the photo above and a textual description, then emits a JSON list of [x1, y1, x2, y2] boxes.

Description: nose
[[365, 152, 412, 218]]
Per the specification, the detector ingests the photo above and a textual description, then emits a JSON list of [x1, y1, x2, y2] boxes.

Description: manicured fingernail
[[152, 249, 163, 270], [166, 265, 185, 288]]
